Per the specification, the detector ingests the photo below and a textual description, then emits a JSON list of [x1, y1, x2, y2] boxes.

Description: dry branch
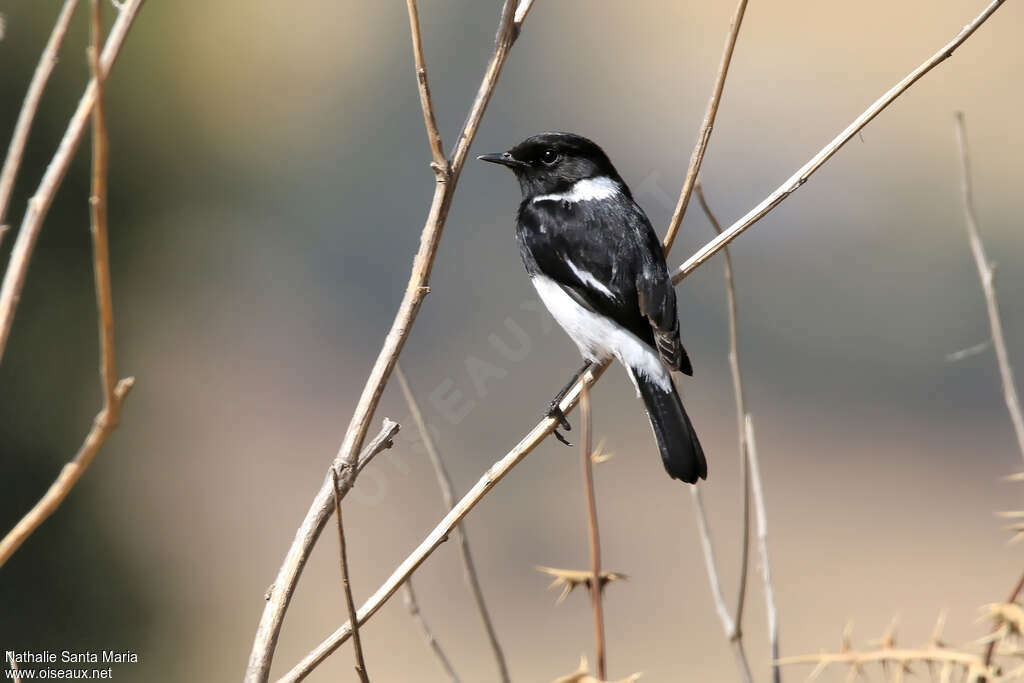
[[671, 0, 1007, 284], [0, 0, 145, 365], [662, 0, 749, 254], [245, 419, 397, 683], [579, 382, 607, 679], [395, 363, 508, 682], [0, 0, 136, 570], [330, 469, 369, 682], [402, 578, 460, 683], [745, 415, 780, 683], [953, 113, 1024, 466], [278, 4, 1006, 677], [0, 0, 80, 229], [246, 3, 533, 680]]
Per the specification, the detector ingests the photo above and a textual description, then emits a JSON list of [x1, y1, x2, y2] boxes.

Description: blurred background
[[1, 0, 1023, 680]]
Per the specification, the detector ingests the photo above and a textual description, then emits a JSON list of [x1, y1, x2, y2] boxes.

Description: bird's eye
[[540, 149, 559, 165]]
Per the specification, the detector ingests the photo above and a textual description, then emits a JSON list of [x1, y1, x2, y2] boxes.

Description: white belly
[[531, 274, 671, 392]]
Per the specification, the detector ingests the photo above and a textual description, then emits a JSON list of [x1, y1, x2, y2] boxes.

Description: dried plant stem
[[0, 0, 80, 229], [662, 0, 749, 254], [745, 416, 779, 683], [405, 0, 445, 173], [395, 364, 509, 682], [0, 0, 145, 366], [246, 419, 397, 683], [245, 4, 532, 680], [0, 0, 137, 570], [672, 0, 1007, 285], [330, 469, 369, 683], [697, 185, 781, 682], [402, 578, 460, 683], [281, 5, 1006, 676], [579, 382, 607, 680], [690, 486, 754, 683], [6, 652, 21, 683], [954, 113, 1024, 466]]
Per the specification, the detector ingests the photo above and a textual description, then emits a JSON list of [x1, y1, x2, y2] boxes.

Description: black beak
[[477, 151, 527, 169]]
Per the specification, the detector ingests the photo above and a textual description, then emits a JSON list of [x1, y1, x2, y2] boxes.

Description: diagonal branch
[[0, 0, 145, 366], [395, 363, 509, 682], [280, 3, 1006, 677], [0, 0, 137, 571], [671, 0, 1007, 285], [405, 0, 446, 174], [0, 0, 81, 229], [953, 112, 1024, 466], [662, 0, 749, 255], [402, 578, 460, 683]]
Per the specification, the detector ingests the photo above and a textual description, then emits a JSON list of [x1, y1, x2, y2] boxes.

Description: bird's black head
[[478, 132, 623, 198]]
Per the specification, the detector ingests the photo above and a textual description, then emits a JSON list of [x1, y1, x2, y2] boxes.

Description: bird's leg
[[546, 361, 592, 446]]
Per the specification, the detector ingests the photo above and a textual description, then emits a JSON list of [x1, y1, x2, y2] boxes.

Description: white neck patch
[[532, 176, 620, 204]]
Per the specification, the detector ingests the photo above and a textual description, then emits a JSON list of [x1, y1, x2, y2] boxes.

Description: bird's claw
[[547, 404, 573, 446]]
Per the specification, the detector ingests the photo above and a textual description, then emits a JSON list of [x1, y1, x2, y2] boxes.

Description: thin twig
[[395, 364, 508, 682], [662, 0, 749, 255], [745, 415, 780, 683], [279, 5, 1006, 676], [579, 381, 606, 680], [402, 578, 460, 683], [245, 4, 532, 681], [331, 468, 369, 683], [0, 0, 145, 366], [954, 112, 1024, 466], [0, 0, 137, 570], [248, 420, 398, 681], [405, 0, 446, 174], [695, 184, 751, 631], [671, 0, 1007, 285], [690, 486, 754, 683], [0, 0, 81, 229], [945, 339, 992, 362]]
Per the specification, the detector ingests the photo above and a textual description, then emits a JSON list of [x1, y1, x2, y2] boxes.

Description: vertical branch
[[954, 113, 1024, 465], [0, 0, 137, 570], [246, 4, 531, 680], [402, 579, 460, 683], [405, 0, 446, 174], [0, 0, 145, 366], [330, 469, 369, 683], [696, 184, 751, 628], [690, 486, 754, 683], [662, 0, 749, 254], [0, 0, 81, 229], [579, 381, 606, 680], [5, 652, 21, 683], [745, 415, 780, 683], [395, 364, 509, 682]]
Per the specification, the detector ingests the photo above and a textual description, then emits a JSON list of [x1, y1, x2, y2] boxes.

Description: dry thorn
[[395, 364, 508, 682], [549, 656, 641, 683], [535, 567, 628, 605]]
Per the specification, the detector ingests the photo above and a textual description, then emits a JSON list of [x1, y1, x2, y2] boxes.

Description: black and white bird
[[479, 132, 707, 484]]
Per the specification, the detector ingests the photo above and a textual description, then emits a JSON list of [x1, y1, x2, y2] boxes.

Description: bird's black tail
[[635, 373, 707, 484]]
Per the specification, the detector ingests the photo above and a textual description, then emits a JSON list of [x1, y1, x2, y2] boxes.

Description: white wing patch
[[532, 176, 620, 204], [531, 274, 671, 393], [567, 260, 617, 301]]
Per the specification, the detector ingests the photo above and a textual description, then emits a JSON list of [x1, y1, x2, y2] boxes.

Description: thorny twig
[[579, 381, 607, 679]]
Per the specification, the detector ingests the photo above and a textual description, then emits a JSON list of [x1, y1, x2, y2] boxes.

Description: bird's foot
[[547, 403, 573, 447]]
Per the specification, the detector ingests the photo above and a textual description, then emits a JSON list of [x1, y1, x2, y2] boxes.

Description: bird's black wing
[[517, 196, 692, 375]]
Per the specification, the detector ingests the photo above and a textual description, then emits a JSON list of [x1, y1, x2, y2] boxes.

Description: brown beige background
[[1, 0, 1023, 680]]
